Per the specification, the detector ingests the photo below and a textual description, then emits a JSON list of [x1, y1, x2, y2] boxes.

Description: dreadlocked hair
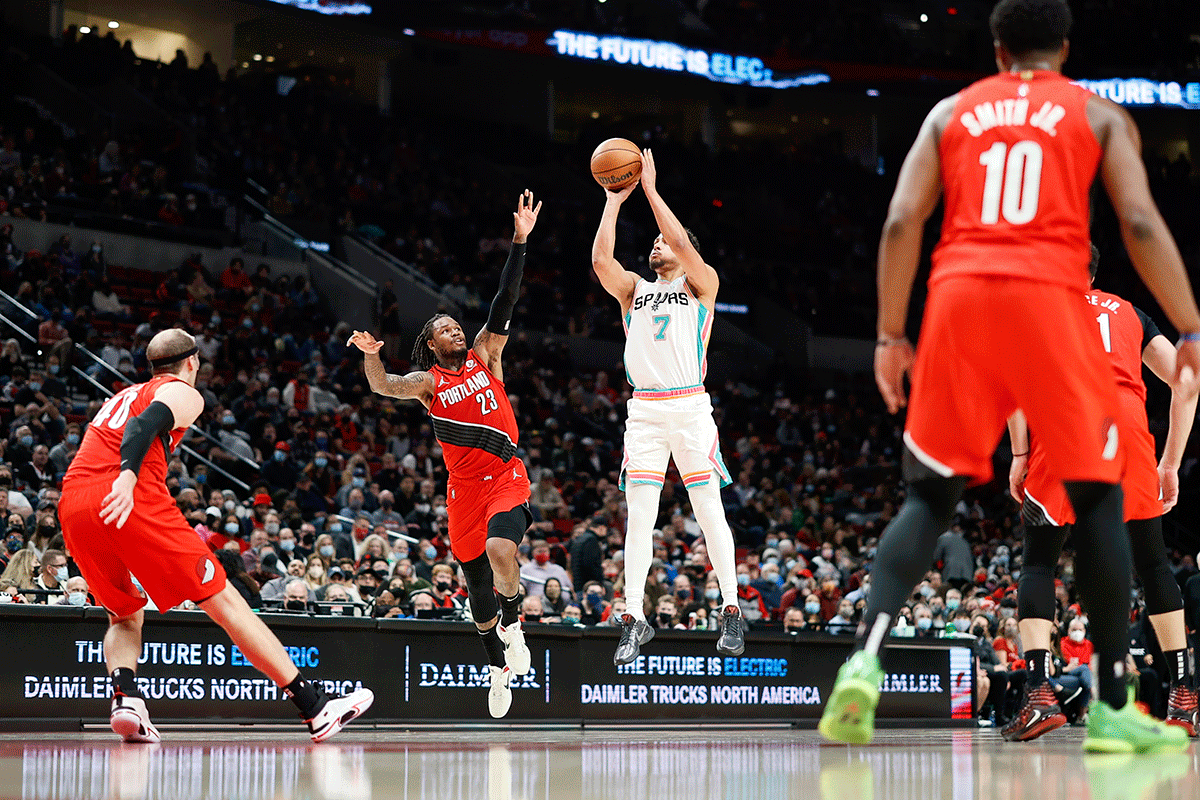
[[411, 314, 453, 371]]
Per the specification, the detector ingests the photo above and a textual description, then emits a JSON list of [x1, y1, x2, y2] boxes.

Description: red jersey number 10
[[978, 140, 1043, 225]]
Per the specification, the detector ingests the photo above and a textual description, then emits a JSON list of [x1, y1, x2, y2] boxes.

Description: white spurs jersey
[[623, 275, 713, 392]]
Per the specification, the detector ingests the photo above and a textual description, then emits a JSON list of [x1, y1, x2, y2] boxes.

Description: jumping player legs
[[687, 483, 738, 610], [623, 483, 659, 622], [199, 583, 301, 687]]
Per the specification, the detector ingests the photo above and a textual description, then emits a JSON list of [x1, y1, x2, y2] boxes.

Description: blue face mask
[[273, 451, 286, 462], [917, 617, 933, 631], [314, 458, 328, 468], [954, 618, 972, 632], [805, 602, 820, 615], [67, 433, 80, 445], [54, 567, 69, 585], [28, 382, 40, 392], [195, 473, 206, 484], [319, 545, 335, 558], [424, 546, 438, 561], [20, 436, 33, 448], [326, 523, 341, 533], [705, 588, 719, 601], [766, 538, 779, 548], [67, 591, 87, 606], [736, 574, 750, 587], [946, 598, 960, 612], [224, 523, 239, 534], [280, 539, 295, 551], [222, 416, 235, 426], [48, 365, 59, 375], [352, 477, 365, 488]]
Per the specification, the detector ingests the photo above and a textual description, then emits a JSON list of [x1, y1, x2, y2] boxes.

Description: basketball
[[590, 138, 643, 191]]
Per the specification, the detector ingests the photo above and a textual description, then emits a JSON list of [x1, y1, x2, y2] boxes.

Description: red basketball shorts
[[904, 275, 1122, 487], [1024, 392, 1161, 525], [446, 459, 531, 562], [59, 475, 226, 618]]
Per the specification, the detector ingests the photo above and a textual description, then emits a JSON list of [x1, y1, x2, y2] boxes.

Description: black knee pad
[[1128, 517, 1184, 616], [459, 553, 499, 624], [906, 475, 968, 527], [487, 504, 531, 546], [1021, 524, 1071, 571]]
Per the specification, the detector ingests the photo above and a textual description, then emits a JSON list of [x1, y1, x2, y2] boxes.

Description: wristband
[[876, 336, 909, 347], [1011, 452, 1028, 457], [1180, 332, 1200, 343]]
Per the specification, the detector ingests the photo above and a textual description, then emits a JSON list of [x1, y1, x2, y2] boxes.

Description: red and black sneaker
[[1001, 680, 1068, 742], [1165, 684, 1199, 737]]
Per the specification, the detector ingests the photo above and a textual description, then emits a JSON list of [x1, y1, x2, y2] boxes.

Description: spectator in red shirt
[[36, 311, 72, 368], [993, 616, 1023, 669], [220, 257, 253, 299], [735, 563, 767, 622], [1061, 615, 1094, 706], [816, 576, 843, 621]]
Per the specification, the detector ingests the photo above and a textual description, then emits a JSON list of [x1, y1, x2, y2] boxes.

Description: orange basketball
[[590, 138, 643, 191]]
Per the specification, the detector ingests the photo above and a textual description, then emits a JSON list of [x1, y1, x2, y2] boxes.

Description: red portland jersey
[[1087, 290, 1159, 405], [428, 353, 519, 479], [933, 71, 1101, 291], [66, 375, 189, 485]]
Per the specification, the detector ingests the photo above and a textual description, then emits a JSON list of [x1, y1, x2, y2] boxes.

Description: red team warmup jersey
[[66, 375, 189, 485], [60, 374, 226, 617], [1024, 292, 1164, 525], [428, 354, 520, 479], [428, 352, 529, 562], [902, 70, 1122, 487], [933, 71, 1101, 291]]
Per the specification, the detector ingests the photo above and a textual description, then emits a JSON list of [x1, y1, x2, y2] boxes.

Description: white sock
[[621, 483, 659, 621], [688, 483, 738, 610]]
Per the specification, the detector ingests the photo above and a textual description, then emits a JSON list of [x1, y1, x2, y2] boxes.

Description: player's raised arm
[[100, 380, 205, 529], [348, 331, 435, 408], [592, 182, 641, 311], [474, 190, 541, 375], [1093, 97, 1200, 385], [638, 148, 718, 301], [1142, 328, 1199, 512]]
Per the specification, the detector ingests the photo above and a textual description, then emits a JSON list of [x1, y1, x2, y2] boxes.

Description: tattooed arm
[[348, 331, 435, 408]]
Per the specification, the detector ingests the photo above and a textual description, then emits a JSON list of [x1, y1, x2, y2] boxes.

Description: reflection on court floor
[[0, 729, 1196, 800]]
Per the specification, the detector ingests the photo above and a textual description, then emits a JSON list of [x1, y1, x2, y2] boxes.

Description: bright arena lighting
[[107, 21, 119, 29], [78, 26, 90, 33]]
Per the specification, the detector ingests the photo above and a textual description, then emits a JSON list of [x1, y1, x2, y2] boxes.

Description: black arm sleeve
[[485, 242, 526, 334], [1133, 305, 1163, 352], [119, 401, 176, 475]]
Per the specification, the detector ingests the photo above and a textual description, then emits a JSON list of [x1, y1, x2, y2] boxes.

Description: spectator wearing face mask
[[751, 561, 784, 613], [735, 563, 768, 623], [280, 578, 312, 613], [520, 594, 544, 623], [33, 548, 69, 601], [520, 539, 572, 598], [261, 442, 299, 491], [48, 422, 83, 475], [579, 581, 609, 625], [828, 598, 858, 635], [427, 563, 462, 610], [52, 575, 92, 606], [371, 490, 404, 530], [783, 606, 808, 634], [213, 549, 261, 610]]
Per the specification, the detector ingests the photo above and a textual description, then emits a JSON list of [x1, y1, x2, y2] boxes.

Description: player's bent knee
[[485, 537, 516, 561]]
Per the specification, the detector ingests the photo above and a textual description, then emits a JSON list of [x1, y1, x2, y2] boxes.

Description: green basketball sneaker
[[1083, 690, 1191, 754], [819, 650, 883, 744]]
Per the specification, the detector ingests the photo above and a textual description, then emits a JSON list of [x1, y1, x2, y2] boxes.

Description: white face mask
[[1069, 629, 1085, 643]]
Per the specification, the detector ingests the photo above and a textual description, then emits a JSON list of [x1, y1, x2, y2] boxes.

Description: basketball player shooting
[[349, 191, 541, 718], [58, 328, 373, 744], [818, 0, 1200, 753], [591, 149, 744, 666]]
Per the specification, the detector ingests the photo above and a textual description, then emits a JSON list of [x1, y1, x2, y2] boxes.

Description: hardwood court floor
[[0, 726, 1195, 799]]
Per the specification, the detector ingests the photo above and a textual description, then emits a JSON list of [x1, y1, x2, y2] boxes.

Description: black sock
[[479, 625, 507, 667], [285, 674, 325, 718], [110, 667, 142, 698], [1165, 649, 1190, 687], [498, 590, 521, 627], [1025, 649, 1051, 685]]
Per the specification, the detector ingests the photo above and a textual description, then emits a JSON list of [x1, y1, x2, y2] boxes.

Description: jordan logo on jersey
[[437, 371, 489, 406], [633, 291, 689, 312]]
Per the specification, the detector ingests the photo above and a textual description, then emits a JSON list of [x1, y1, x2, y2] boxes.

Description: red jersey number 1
[[978, 140, 1043, 225]]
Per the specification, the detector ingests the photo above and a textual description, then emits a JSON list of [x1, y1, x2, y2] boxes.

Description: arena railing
[[0, 292, 253, 491]]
